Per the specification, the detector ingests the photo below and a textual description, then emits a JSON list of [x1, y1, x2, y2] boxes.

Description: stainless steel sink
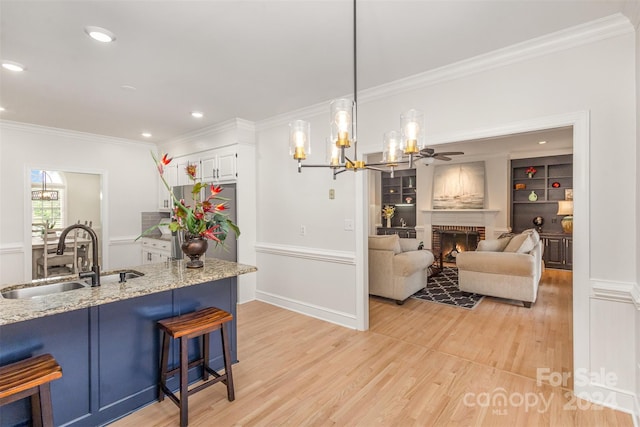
[[99, 270, 145, 284], [1, 281, 89, 299]]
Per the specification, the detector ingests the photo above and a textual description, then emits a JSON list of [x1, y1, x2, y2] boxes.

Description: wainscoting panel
[[587, 286, 638, 415], [0, 243, 25, 286], [255, 243, 357, 329]]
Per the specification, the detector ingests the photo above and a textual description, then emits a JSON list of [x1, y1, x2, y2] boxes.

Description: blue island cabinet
[[0, 277, 237, 427]]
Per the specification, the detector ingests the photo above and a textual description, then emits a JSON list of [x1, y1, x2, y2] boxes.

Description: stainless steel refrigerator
[[171, 184, 237, 262]]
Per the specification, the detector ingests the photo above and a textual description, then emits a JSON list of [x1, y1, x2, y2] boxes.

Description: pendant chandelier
[[31, 170, 59, 201], [288, 0, 429, 179]]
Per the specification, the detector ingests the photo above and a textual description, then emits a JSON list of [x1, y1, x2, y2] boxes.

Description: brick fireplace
[[420, 209, 502, 254], [432, 225, 486, 263]]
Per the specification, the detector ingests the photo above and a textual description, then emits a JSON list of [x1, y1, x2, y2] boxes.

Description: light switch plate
[[329, 189, 335, 199]]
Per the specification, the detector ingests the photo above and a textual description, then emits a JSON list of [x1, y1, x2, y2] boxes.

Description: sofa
[[368, 235, 435, 304], [456, 229, 543, 307]]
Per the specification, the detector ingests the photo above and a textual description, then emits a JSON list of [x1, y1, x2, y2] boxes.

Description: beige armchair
[[456, 229, 543, 307], [368, 235, 435, 304]]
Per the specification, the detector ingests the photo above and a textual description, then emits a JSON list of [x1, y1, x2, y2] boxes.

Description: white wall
[[65, 172, 101, 228], [0, 122, 158, 285], [256, 16, 638, 414]]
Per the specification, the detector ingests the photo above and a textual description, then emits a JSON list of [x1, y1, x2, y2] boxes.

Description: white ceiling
[[0, 1, 635, 144]]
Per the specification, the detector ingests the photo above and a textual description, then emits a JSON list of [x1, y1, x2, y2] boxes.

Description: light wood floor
[[111, 270, 633, 426]]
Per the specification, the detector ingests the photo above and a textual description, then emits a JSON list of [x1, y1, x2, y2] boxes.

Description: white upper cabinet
[[201, 146, 237, 183], [158, 147, 237, 209]]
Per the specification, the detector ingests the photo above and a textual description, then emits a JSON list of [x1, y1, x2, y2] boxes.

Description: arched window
[[31, 170, 65, 230]]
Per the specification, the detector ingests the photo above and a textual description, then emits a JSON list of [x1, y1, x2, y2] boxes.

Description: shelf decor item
[[526, 166, 537, 178], [515, 183, 526, 190], [405, 197, 413, 204], [382, 205, 395, 228], [565, 188, 573, 200], [552, 181, 560, 188], [137, 152, 240, 267], [533, 216, 544, 232], [528, 191, 538, 202]]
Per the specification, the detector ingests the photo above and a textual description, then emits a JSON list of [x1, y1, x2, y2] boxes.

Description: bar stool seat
[[0, 353, 63, 427], [158, 306, 235, 427]]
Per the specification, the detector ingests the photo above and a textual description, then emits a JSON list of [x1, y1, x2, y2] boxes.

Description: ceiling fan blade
[[419, 147, 435, 156], [433, 151, 464, 156], [434, 155, 452, 161]]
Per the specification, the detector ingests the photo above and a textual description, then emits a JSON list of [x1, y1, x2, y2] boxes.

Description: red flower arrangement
[[139, 152, 240, 246], [526, 166, 537, 178]]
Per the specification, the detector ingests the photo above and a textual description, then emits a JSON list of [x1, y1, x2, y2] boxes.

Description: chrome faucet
[[57, 224, 100, 286]]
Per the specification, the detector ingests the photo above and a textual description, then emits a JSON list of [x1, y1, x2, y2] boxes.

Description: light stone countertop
[[0, 259, 257, 326]]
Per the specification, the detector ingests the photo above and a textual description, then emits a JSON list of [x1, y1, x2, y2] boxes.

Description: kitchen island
[[0, 259, 256, 427]]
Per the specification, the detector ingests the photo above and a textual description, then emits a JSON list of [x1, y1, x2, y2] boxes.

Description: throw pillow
[[477, 236, 513, 252], [503, 233, 533, 253], [368, 234, 402, 254]]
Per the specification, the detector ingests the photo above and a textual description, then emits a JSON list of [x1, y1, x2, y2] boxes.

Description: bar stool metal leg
[[221, 323, 235, 401], [159, 331, 170, 401], [180, 336, 189, 427]]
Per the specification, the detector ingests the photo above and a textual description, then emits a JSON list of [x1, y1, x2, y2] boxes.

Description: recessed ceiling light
[[538, 140, 547, 145], [191, 111, 204, 118], [141, 132, 152, 138], [2, 61, 25, 72], [120, 85, 137, 91], [85, 26, 116, 43], [0, 107, 5, 112]]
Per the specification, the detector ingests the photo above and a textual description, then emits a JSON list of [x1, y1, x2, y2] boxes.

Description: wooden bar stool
[[0, 353, 63, 427], [158, 307, 235, 427]]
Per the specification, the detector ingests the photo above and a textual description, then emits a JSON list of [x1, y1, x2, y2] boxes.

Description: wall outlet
[[299, 225, 306, 236], [344, 219, 354, 231], [329, 189, 335, 200]]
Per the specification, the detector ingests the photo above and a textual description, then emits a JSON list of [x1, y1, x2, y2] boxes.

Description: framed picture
[[565, 188, 573, 200], [432, 161, 485, 209]]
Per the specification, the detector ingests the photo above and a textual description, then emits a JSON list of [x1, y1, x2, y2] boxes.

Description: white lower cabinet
[[141, 238, 172, 264]]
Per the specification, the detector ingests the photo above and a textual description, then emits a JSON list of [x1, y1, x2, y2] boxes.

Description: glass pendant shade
[[400, 109, 425, 154], [330, 99, 355, 148], [382, 131, 402, 164], [289, 120, 311, 160], [327, 137, 341, 166]]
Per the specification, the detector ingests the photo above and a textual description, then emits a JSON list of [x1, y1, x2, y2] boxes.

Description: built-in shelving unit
[[378, 169, 417, 237], [511, 154, 573, 270]]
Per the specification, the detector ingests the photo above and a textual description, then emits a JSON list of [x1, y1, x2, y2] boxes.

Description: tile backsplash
[[141, 212, 170, 237]]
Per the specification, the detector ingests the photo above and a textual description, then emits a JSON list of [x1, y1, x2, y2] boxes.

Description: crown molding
[[0, 120, 155, 149], [163, 117, 256, 146], [257, 13, 632, 131]]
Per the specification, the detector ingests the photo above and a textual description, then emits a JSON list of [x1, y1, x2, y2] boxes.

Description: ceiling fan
[[418, 148, 464, 165]]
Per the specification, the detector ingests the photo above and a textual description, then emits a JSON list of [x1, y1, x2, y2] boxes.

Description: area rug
[[411, 267, 484, 309]]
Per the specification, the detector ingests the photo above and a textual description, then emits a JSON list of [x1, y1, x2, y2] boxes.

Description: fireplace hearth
[[432, 226, 485, 267]]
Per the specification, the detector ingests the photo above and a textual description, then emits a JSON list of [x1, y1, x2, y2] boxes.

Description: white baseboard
[[574, 381, 638, 418], [256, 290, 357, 330]]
